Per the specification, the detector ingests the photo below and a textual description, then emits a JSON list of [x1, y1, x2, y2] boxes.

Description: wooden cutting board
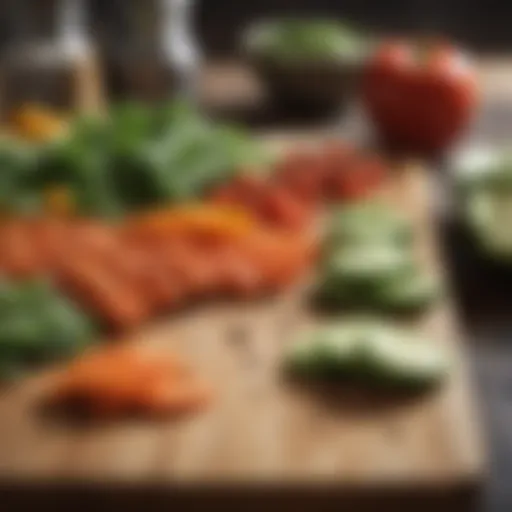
[[0, 147, 485, 511]]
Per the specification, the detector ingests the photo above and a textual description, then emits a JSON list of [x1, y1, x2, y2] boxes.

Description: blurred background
[[195, 0, 512, 56], [1, 0, 511, 53]]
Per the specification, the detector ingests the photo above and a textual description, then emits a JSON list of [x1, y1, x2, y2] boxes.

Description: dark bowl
[[243, 19, 372, 116], [250, 54, 365, 116]]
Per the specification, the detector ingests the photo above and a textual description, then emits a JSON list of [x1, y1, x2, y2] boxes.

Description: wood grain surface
[[0, 154, 485, 509]]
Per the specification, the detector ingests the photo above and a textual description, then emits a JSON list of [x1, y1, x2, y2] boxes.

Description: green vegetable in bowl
[[246, 19, 368, 62], [456, 148, 512, 260]]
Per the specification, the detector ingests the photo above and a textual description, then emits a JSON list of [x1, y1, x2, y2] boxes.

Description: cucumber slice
[[285, 321, 449, 390], [454, 147, 505, 191], [316, 246, 423, 311], [325, 246, 414, 284], [466, 189, 512, 258], [286, 324, 365, 377], [327, 202, 412, 249], [363, 332, 449, 388], [373, 271, 440, 313]]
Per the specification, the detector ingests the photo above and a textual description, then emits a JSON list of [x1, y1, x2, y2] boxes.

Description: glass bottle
[[94, 0, 200, 102], [0, 0, 102, 113]]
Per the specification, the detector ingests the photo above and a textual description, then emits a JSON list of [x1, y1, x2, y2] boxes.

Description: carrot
[[144, 249, 188, 310], [212, 245, 263, 298], [56, 254, 151, 331], [127, 204, 255, 243], [26, 218, 72, 273], [0, 219, 43, 278], [142, 377, 212, 415], [71, 221, 122, 260], [49, 345, 211, 418], [159, 242, 221, 299], [237, 230, 314, 290]]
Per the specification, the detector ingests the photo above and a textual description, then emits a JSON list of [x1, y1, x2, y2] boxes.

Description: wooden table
[[0, 64, 488, 511]]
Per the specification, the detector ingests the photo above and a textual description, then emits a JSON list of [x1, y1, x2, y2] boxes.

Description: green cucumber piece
[[363, 332, 449, 389], [323, 246, 414, 286], [372, 271, 440, 313], [326, 202, 412, 249], [286, 325, 364, 377], [314, 249, 417, 311], [285, 321, 449, 390]]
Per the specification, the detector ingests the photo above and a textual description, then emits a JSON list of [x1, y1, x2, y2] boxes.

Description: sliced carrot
[[142, 377, 212, 415], [49, 345, 211, 418], [211, 245, 263, 298], [159, 242, 221, 299], [0, 219, 43, 278], [56, 255, 151, 331], [127, 204, 255, 243]]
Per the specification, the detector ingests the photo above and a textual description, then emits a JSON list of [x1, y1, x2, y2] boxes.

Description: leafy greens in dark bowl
[[244, 19, 372, 114]]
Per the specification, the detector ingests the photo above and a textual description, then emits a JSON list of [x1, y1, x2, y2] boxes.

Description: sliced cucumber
[[286, 325, 363, 377], [373, 270, 440, 313], [466, 189, 512, 258], [285, 321, 449, 391], [317, 200, 438, 314], [327, 202, 412, 249], [363, 332, 449, 388], [325, 246, 413, 284], [316, 247, 431, 312]]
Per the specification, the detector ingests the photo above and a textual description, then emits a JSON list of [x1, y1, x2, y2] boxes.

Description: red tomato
[[362, 40, 479, 154]]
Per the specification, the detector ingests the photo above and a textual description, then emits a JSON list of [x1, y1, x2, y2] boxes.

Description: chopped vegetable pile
[[0, 101, 447, 421], [210, 142, 387, 229], [0, 209, 315, 332], [285, 320, 449, 390], [0, 101, 267, 217]]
